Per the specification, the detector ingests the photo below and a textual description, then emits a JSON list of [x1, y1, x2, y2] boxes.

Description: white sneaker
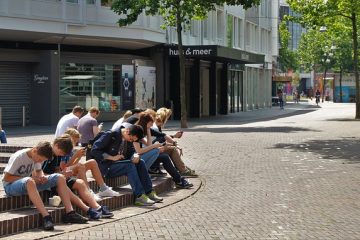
[[98, 187, 120, 197], [89, 189, 102, 202]]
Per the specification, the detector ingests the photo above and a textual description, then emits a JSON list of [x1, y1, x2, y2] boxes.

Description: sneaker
[[98, 205, 114, 218], [135, 194, 155, 206], [43, 215, 54, 231], [175, 178, 193, 189], [181, 168, 198, 178], [63, 211, 88, 224], [98, 187, 120, 198], [148, 167, 167, 176], [89, 189, 102, 202], [147, 190, 163, 203], [87, 207, 101, 220]]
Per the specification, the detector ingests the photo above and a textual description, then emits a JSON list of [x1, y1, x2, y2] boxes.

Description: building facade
[[0, 0, 278, 126]]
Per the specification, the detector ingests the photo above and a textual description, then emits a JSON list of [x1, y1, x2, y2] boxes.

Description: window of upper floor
[[190, 20, 200, 37], [216, 10, 224, 44]]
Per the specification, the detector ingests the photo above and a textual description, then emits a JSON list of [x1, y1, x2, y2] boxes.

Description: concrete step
[[0, 175, 129, 212], [0, 152, 13, 164], [0, 176, 172, 236], [0, 145, 29, 153]]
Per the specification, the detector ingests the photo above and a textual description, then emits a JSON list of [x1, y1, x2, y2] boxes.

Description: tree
[[287, 0, 360, 118], [278, 21, 299, 72], [111, 0, 260, 128]]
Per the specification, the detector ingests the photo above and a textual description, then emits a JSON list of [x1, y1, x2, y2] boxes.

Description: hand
[[132, 153, 140, 164], [109, 154, 124, 161], [153, 142, 162, 148], [62, 167, 73, 178], [174, 131, 183, 138], [74, 148, 86, 157], [33, 176, 48, 184]]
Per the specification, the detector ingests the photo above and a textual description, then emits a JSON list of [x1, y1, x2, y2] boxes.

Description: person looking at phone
[[60, 128, 120, 201], [89, 123, 163, 206], [145, 108, 197, 177], [77, 107, 103, 159], [133, 113, 193, 189]]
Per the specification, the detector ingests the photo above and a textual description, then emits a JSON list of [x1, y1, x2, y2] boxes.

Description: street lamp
[[321, 45, 336, 102]]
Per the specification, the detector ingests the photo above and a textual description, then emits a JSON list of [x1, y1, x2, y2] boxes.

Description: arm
[[91, 131, 115, 162], [3, 172, 23, 183], [133, 141, 161, 155]]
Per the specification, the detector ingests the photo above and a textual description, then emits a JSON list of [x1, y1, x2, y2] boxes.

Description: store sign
[[168, 46, 215, 57], [33, 74, 49, 84]]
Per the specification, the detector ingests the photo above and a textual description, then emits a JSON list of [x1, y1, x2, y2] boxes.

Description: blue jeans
[[155, 153, 182, 183], [139, 148, 160, 170], [99, 159, 153, 197], [4, 173, 60, 196], [0, 130, 7, 143]]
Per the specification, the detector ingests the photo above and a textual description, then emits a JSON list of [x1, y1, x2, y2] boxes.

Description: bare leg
[[26, 179, 49, 217], [72, 179, 100, 209], [68, 188, 89, 212], [56, 175, 74, 213], [85, 160, 105, 186], [73, 164, 89, 188]]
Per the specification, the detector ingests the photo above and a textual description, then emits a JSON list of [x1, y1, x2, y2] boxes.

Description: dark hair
[[127, 124, 144, 141], [53, 134, 73, 155], [35, 141, 53, 159], [135, 112, 154, 134], [130, 108, 144, 115]]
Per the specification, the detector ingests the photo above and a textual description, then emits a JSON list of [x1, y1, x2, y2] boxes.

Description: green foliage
[[278, 21, 299, 72]]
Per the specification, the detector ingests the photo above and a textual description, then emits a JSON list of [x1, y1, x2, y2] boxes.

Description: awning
[[166, 44, 264, 64]]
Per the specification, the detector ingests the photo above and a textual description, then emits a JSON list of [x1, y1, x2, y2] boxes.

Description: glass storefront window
[[60, 63, 121, 114]]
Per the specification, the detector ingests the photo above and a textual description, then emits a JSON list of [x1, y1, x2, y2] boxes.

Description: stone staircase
[[0, 145, 173, 237]]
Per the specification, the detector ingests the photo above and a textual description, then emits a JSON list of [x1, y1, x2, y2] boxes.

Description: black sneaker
[[98, 205, 114, 218], [43, 215, 54, 231], [148, 167, 167, 176], [63, 211, 88, 224], [175, 177, 193, 189]]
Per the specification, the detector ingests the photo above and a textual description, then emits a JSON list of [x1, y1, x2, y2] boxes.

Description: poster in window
[[135, 65, 156, 109], [121, 65, 135, 110]]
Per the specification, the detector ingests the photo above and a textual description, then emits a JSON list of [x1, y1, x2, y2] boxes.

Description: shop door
[[200, 68, 210, 117], [0, 62, 31, 126]]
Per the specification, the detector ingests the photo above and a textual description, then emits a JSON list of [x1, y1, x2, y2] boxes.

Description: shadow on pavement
[[185, 126, 317, 134], [325, 118, 360, 122], [271, 137, 360, 164]]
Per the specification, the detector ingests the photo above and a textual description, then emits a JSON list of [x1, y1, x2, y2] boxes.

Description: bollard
[[22, 106, 26, 127]]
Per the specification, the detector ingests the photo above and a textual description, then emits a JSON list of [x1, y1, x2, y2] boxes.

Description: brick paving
[[4, 101, 360, 239]]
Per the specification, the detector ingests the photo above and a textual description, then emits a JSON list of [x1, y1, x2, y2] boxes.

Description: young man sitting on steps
[[2, 141, 87, 231], [89, 123, 163, 206], [44, 135, 114, 219]]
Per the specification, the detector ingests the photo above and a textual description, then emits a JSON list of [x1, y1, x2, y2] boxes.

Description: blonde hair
[[123, 110, 133, 120], [64, 128, 81, 139], [144, 108, 156, 119], [156, 107, 172, 126]]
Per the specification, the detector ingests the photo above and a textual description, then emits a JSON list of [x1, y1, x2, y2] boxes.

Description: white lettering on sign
[[169, 48, 213, 56], [33, 74, 49, 84], [241, 53, 249, 60]]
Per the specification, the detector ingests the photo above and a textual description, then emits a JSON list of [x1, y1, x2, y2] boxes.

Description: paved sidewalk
[[6, 100, 359, 239], [3, 101, 312, 146]]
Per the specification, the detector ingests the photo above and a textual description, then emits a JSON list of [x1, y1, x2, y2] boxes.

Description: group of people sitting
[[1, 105, 196, 231]]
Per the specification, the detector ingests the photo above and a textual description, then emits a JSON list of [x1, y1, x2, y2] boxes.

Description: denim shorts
[[4, 173, 61, 196]]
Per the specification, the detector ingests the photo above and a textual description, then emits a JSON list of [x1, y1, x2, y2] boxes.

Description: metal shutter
[[0, 62, 31, 127]]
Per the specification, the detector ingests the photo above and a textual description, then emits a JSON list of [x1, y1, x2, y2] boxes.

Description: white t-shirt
[[55, 113, 79, 137], [111, 117, 124, 131], [2, 148, 42, 186]]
